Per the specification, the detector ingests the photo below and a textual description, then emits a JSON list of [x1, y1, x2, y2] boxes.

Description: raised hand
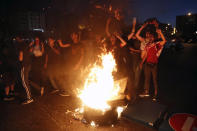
[[133, 17, 136, 26], [156, 29, 162, 34]]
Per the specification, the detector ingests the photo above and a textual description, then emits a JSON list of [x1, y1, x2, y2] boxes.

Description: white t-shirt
[[140, 39, 149, 51], [140, 39, 149, 59], [33, 45, 43, 57]]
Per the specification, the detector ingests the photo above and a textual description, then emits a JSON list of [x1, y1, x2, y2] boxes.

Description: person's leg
[[10, 84, 14, 92], [40, 68, 47, 96], [58, 71, 70, 96], [21, 65, 32, 100], [5, 86, 10, 96], [144, 63, 151, 95], [152, 64, 158, 97], [127, 57, 138, 101], [3, 86, 14, 101], [48, 72, 59, 91], [134, 61, 141, 89], [9, 83, 15, 96], [126, 66, 134, 100]]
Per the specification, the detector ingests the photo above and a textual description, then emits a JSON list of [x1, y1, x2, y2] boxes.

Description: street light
[[187, 12, 192, 16]]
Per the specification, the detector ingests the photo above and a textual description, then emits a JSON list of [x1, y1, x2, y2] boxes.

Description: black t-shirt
[[16, 41, 32, 66], [127, 39, 141, 50], [0, 42, 18, 74], [65, 42, 83, 70], [127, 39, 141, 64], [45, 43, 60, 66], [3, 42, 17, 63]]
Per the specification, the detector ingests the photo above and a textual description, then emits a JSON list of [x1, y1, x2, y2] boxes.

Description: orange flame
[[78, 52, 120, 112]]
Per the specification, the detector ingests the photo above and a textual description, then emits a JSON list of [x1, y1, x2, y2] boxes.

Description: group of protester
[[0, 8, 166, 104]]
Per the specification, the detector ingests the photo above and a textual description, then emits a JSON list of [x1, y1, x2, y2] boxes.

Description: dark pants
[[144, 62, 158, 95], [32, 57, 46, 87], [127, 54, 141, 98], [47, 65, 60, 91]]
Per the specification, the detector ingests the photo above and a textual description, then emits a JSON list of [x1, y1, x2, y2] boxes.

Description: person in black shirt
[[45, 37, 61, 93], [15, 36, 33, 104], [1, 40, 17, 101], [106, 32, 127, 79], [58, 32, 84, 96]]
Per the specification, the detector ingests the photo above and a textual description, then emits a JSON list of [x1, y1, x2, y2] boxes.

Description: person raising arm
[[128, 17, 137, 40], [57, 39, 71, 48]]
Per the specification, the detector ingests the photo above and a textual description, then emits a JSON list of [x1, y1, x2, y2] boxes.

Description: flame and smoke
[[78, 51, 121, 112]]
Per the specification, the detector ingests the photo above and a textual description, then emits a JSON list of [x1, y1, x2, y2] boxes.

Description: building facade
[[10, 11, 46, 32], [176, 13, 197, 41]]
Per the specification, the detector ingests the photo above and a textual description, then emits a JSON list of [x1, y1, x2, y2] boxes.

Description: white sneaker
[[50, 89, 59, 94], [139, 93, 150, 98], [22, 99, 34, 105], [3, 95, 15, 101], [59, 91, 70, 96]]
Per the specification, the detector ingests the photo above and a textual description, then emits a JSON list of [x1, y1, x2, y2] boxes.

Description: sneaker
[[152, 96, 158, 102], [50, 89, 59, 94], [139, 92, 150, 98], [40, 87, 44, 96], [59, 91, 70, 96], [3, 95, 15, 101], [22, 98, 34, 105]]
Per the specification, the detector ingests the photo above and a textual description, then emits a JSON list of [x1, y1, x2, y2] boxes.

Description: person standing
[[30, 37, 46, 96], [126, 17, 143, 102], [45, 36, 61, 93], [15, 36, 33, 104], [58, 32, 84, 96], [0, 42, 17, 101], [138, 25, 166, 101]]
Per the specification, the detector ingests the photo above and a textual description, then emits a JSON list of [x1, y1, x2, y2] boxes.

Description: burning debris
[[78, 52, 120, 111], [66, 51, 128, 127]]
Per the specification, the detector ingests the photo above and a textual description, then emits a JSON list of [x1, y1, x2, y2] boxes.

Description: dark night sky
[[1, 0, 197, 27], [129, 0, 197, 26]]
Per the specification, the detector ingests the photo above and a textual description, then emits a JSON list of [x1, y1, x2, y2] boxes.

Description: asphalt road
[[158, 44, 197, 114], [0, 43, 197, 131], [0, 94, 156, 131]]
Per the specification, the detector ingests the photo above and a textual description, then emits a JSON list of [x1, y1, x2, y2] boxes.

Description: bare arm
[[19, 51, 23, 62], [58, 40, 71, 48], [114, 33, 127, 47], [29, 41, 34, 52], [41, 43, 44, 54], [29, 41, 34, 47], [129, 47, 141, 54], [44, 54, 48, 69], [136, 23, 148, 42], [156, 29, 166, 46], [128, 17, 136, 40], [140, 52, 147, 69], [51, 47, 60, 55], [106, 18, 111, 37]]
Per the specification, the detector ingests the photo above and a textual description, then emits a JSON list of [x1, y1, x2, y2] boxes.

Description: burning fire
[[78, 52, 121, 112]]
